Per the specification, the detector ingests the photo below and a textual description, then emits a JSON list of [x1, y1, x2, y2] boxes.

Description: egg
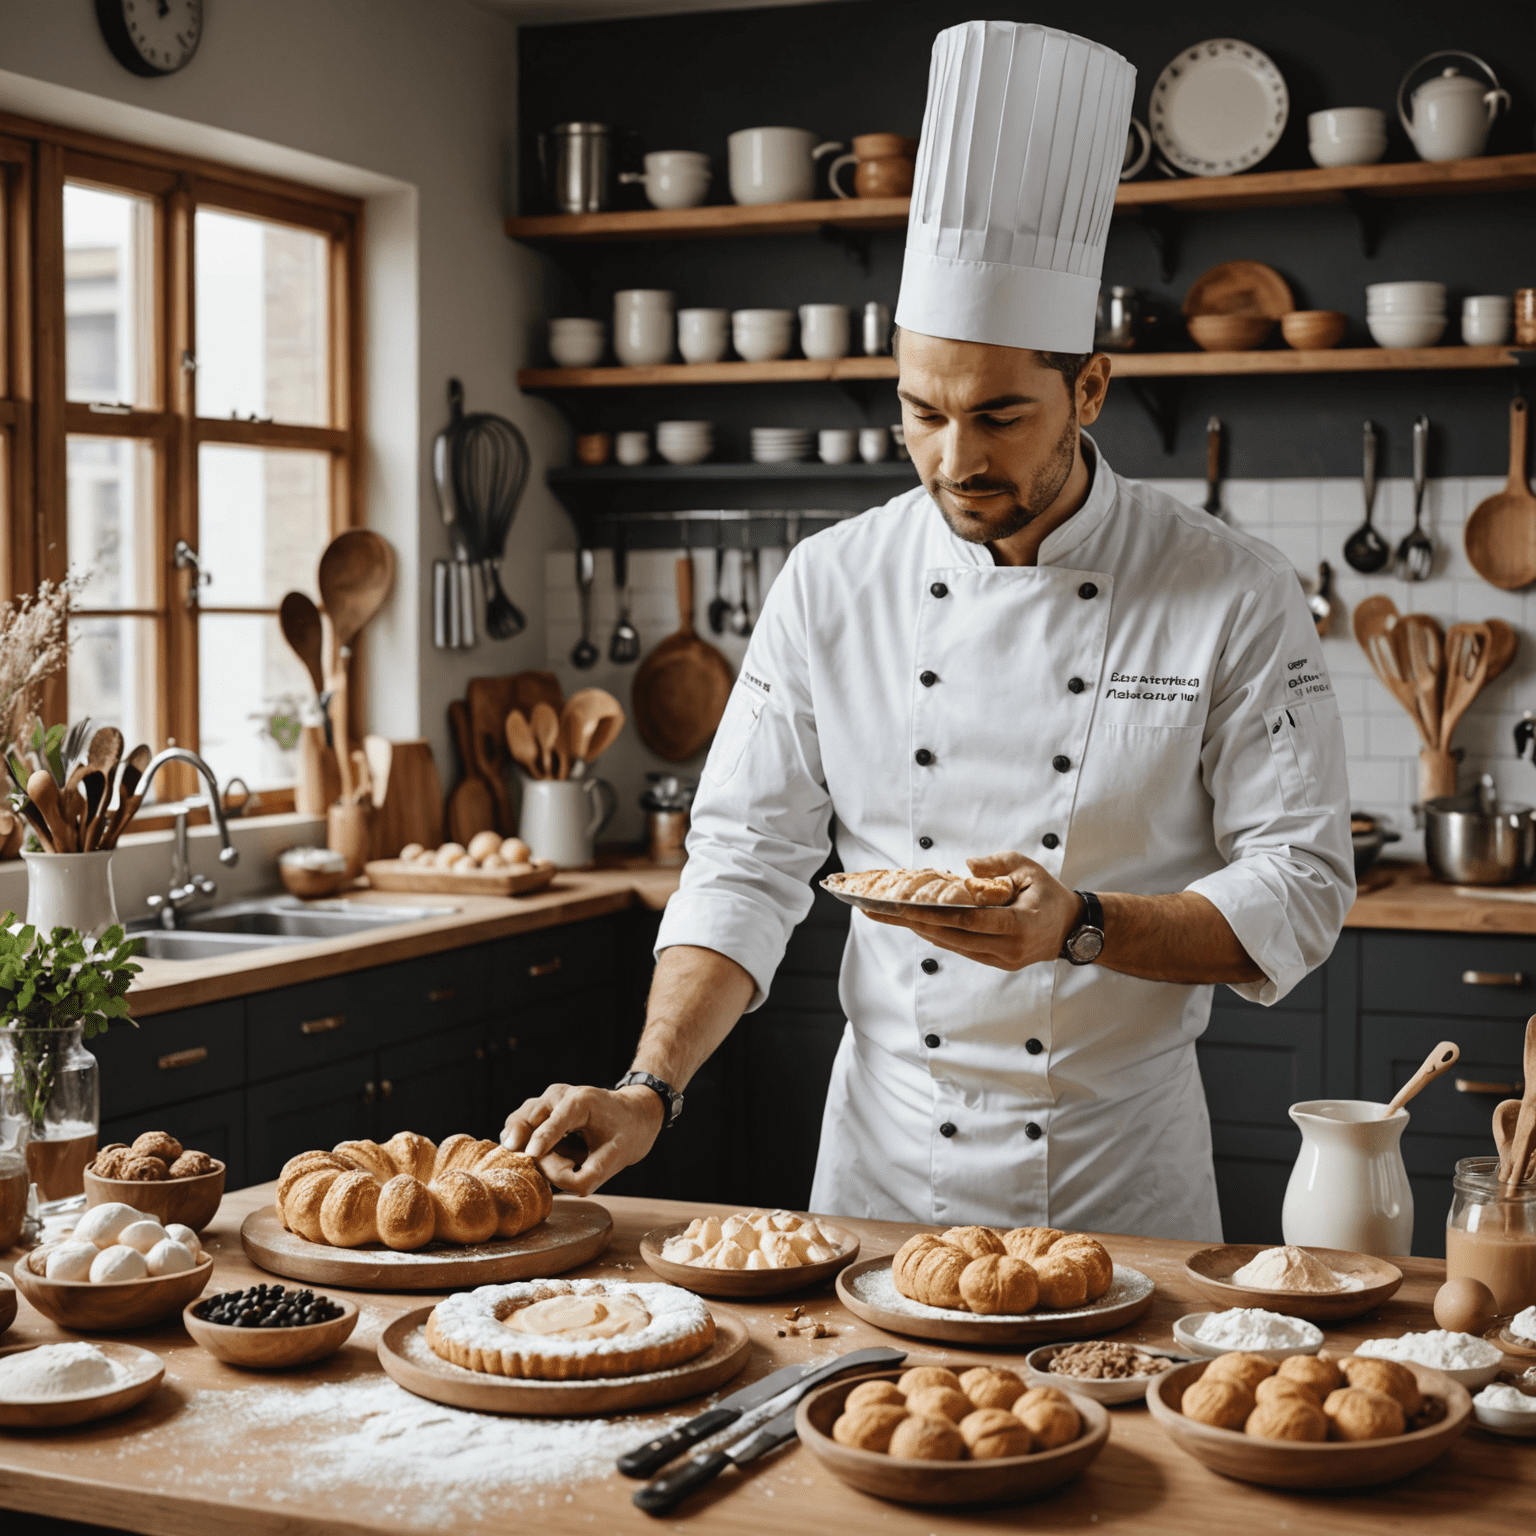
[[468, 830, 503, 862], [500, 837, 530, 864], [45, 1242, 100, 1281], [118, 1219, 170, 1254], [399, 842, 425, 863], [1434, 1275, 1496, 1336]]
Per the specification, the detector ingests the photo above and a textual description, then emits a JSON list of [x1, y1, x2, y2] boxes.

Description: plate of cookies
[[836, 1226, 1154, 1345], [1146, 1351, 1472, 1489], [640, 1209, 861, 1297], [795, 1364, 1108, 1506], [821, 868, 1014, 916]]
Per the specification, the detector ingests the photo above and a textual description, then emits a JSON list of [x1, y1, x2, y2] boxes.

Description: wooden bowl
[[1187, 313, 1274, 352], [83, 1159, 226, 1233], [639, 1220, 860, 1298], [1183, 1244, 1402, 1321], [183, 1295, 359, 1368], [12, 1246, 214, 1331], [1145, 1359, 1470, 1489], [1281, 309, 1347, 350], [0, 1274, 15, 1337], [795, 1370, 1109, 1506], [0, 1341, 164, 1429], [278, 861, 349, 899]]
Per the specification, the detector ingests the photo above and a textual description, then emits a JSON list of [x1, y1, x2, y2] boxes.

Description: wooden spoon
[[1500, 1015, 1536, 1189], [100, 743, 152, 850], [504, 709, 542, 779], [1399, 613, 1445, 746], [562, 688, 625, 772], [1439, 623, 1490, 751], [1484, 618, 1519, 684], [583, 712, 624, 766], [530, 701, 562, 780], [1464, 397, 1536, 590], [318, 530, 396, 802], [1381, 1040, 1459, 1118], [27, 769, 74, 853], [279, 591, 326, 696]]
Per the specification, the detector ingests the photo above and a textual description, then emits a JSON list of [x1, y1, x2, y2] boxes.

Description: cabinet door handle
[[506, 1035, 518, 1052], [529, 957, 562, 977], [301, 1013, 347, 1035], [158, 1046, 208, 1071], [363, 1080, 378, 1104], [427, 988, 455, 1002], [1460, 970, 1525, 987], [1456, 1077, 1524, 1096], [380, 1078, 393, 1099]]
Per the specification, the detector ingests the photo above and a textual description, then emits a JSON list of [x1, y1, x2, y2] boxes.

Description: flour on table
[[1356, 1330, 1501, 1371], [850, 1262, 1153, 1322], [0, 1342, 124, 1400], [1192, 1309, 1322, 1350]]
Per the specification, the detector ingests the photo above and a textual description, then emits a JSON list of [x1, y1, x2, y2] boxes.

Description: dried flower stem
[[0, 578, 81, 756]]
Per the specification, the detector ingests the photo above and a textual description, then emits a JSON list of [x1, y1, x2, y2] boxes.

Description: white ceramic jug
[[1399, 52, 1509, 162], [1281, 1099, 1414, 1256], [23, 851, 121, 939], [518, 778, 616, 870]]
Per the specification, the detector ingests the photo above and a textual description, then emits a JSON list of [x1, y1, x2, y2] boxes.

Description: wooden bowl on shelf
[[1182, 1243, 1401, 1322], [278, 860, 350, 899], [12, 1247, 214, 1331], [1146, 1359, 1470, 1489], [183, 1295, 360, 1369], [639, 1220, 860, 1297], [83, 1159, 226, 1233], [1187, 313, 1274, 352], [1281, 309, 1347, 350], [794, 1370, 1109, 1506]]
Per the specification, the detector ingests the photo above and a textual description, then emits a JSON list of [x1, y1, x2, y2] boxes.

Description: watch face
[[100, 0, 203, 76], [1069, 927, 1105, 963]]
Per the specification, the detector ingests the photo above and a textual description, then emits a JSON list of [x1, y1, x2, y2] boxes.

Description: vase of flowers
[[0, 917, 141, 1201]]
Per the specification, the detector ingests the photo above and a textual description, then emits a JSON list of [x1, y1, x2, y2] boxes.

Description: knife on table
[[633, 1399, 804, 1517], [616, 1345, 906, 1479]]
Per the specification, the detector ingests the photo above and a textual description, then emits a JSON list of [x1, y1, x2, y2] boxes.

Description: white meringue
[[145, 1238, 196, 1276], [89, 1244, 148, 1283], [44, 1242, 100, 1282], [74, 1202, 143, 1249]]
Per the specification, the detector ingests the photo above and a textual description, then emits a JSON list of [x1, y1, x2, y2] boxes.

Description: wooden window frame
[[0, 110, 364, 805]]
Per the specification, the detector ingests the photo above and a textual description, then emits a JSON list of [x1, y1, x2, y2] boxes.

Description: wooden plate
[[13, 1248, 213, 1332], [1496, 1325, 1536, 1360], [241, 1196, 612, 1291], [0, 1341, 164, 1429], [1183, 1244, 1402, 1321], [835, 1257, 1154, 1346], [0, 1275, 15, 1338], [83, 1159, 226, 1233], [1024, 1342, 1184, 1405], [1146, 1359, 1470, 1489], [376, 1303, 750, 1416], [639, 1219, 860, 1297], [183, 1295, 360, 1368], [795, 1369, 1109, 1506], [1182, 260, 1294, 319], [363, 859, 557, 897]]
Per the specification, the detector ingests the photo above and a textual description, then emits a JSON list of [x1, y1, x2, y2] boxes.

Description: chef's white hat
[[895, 21, 1135, 354]]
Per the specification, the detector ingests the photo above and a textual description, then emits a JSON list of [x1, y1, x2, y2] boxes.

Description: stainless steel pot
[[1423, 792, 1536, 884], [539, 123, 614, 214]]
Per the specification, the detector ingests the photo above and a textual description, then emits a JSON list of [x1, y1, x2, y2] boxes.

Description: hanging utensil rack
[[572, 508, 859, 550]]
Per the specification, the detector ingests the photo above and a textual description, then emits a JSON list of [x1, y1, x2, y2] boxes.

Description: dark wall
[[519, 1, 1536, 481]]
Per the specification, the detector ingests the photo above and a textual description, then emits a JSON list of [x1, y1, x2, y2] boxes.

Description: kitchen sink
[[128, 897, 459, 959], [132, 929, 303, 961]]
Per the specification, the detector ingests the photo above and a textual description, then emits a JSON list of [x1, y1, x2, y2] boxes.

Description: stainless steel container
[[1095, 285, 1143, 351], [1423, 792, 1536, 884], [539, 123, 614, 214], [862, 301, 892, 356]]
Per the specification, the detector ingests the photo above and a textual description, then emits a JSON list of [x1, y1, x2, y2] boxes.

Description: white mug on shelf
[[727, 127, 843, 205], [678, 307, 731, 364], [615, 430, 650, 466], [618, 150, 712, 210], [1462, 294, 1512, 346], [798, 304, 850, 360], [858, 426, 889, 464], [818, 428, 856, 464], [519, 777, 617, 870], [613, 289, 675, 366]]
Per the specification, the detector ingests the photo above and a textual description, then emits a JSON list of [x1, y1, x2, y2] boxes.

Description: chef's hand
[[861, 852, 1081, 971], [501, 1083, 664, 1195]]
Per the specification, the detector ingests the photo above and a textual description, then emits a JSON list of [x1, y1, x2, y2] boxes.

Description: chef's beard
[[928, 410, 1078, 545]]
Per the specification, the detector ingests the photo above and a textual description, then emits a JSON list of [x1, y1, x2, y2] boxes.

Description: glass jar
[[1445, 1155, 1536, 1315], [0, 1024, 101, 1202]]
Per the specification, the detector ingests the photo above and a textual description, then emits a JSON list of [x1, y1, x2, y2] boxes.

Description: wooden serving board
[[377, 1303, 750, 1416], [240, 1196, 612, 1291], [363, 859, 558, 897], [0, 1341, 164, 1429], [835, 1256, 1155, 1346]]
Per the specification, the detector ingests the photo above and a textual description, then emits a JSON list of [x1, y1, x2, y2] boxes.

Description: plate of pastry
[[240, 1132, 612, 1291], [821, 869, 1014, 916], [1146, 1352, 1471, 1489], [641, 1208, 861, 1296], [835, 1227, 1154, 1345], [376, 1280, 750, 1416]]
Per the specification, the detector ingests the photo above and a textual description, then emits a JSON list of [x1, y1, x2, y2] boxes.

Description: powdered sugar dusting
[[399, 1321, 715, 1388], [850, 1261, 1153, 1321]]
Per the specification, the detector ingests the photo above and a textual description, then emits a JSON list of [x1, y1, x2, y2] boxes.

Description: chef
[[505, 20, 1354, 1240]]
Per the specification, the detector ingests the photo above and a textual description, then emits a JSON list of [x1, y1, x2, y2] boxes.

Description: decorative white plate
[[1150, 39, 1289, 177]]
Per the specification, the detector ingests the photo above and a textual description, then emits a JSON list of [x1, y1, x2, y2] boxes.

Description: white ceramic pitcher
[[23, 851, 121, 939], [1281, 1099, 1414, 1256], [518, 778, 616, 870]]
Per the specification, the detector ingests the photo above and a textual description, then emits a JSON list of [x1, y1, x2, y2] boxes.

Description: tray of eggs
[[365, 834, 557, 896], [1146, 1349, 1472, 1489], [794, 1364, 1108, 1506]]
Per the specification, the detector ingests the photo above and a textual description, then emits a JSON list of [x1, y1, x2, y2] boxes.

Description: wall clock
[[95, 0, 204, 78]]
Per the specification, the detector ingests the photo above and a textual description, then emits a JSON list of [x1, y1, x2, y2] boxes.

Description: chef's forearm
[[1097, 891, 1264, 985], [631, 944, 757, 1088]]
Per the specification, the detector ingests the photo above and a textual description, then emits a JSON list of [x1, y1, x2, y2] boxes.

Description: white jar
[[818, 428, 857, 464], [798, 304, 850, 360], [677, 308, 731, 364], [858, 426, 889, 463], [613, 290, 675, 367]]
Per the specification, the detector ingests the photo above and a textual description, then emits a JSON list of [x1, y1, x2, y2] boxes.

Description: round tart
[[426, 1278, 715, 1381]]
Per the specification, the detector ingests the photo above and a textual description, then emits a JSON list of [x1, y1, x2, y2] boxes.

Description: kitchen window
[[2, 117, 362, 805]]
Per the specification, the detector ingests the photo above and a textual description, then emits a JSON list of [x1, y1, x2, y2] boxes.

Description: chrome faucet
[[138, 748, 239, 928]]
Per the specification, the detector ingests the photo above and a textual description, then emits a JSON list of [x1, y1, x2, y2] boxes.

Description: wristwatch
[[1061, 890, 1105, 966], [615, 1070, 685, 1128]]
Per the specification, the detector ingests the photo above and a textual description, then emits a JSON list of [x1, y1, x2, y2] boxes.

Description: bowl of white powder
[[1173, 1308, 1324, 1361], [1183, 1243, 1402, 1322], [1472, 1381, 1536, 1437], [0, 1341, 164, 1429], [1355, 1330, 1502, 1388]]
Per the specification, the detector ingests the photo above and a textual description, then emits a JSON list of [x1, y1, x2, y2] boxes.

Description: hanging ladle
[[1343, 419, 1390, 573]]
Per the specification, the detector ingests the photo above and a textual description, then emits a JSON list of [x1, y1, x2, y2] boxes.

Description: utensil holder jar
[[1444, 1156, 1536, 1314], [23, 851, 120, 940]]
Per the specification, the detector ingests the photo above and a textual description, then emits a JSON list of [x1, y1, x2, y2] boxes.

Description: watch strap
[[1077, 890, 1104, 932], [1061, 890, 1105, 965], [616, 1070, 683, 1128]]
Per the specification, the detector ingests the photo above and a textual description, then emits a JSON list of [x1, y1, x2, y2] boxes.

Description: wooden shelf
[[505, 153, 1536, 243], [519, 347, 1529, 390], [550, 461, 917, 482]]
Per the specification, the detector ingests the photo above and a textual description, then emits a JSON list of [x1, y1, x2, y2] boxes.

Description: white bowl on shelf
[[548, 318, 606, 368], [1308, 134, 1386, 168], [1366, 282, 1446, 311], [1462, 315, 1511, 346], [1368, 314, 1447, 349]]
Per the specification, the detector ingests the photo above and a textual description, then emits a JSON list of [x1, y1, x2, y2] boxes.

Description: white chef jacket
[[655, 438, 1354, 1241]]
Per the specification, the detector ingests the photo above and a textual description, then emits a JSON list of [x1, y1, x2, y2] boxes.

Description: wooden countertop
[[1, 1186, 1531, 1534], [126, 864, 685, 1017], [1346, 861, 1536, 935]]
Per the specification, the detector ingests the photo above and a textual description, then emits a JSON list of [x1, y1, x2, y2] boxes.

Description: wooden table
[[2, 1188, 1532, 1534]]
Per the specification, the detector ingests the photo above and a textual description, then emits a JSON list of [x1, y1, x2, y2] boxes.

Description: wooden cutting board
[[467, 672, 563, 829], [363, 737, 444, 858], [632, 556, 734, 761], [446, 700, 497, 846], [364, 859, 557, 897]]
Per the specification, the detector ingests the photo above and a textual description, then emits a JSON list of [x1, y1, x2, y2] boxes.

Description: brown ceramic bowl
[[1182, 1243, 1401, 1322], [278, 861, 349, 899], [1281, 309, 1348, 350], [1187, 313, 1275, 352], [83, 1158, 226, 1233], [183, 1295, 359, 1369], [795, 1369, 1109, 1506], [13, 1246, 213, 1331]]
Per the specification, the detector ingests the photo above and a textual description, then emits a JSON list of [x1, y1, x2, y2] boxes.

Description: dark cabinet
[[101, 1087, 249, 1190], [247, 1056, 380, 1181]]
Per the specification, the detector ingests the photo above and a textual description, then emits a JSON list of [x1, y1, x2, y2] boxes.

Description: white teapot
[[1398, 51, 1510, 162]]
